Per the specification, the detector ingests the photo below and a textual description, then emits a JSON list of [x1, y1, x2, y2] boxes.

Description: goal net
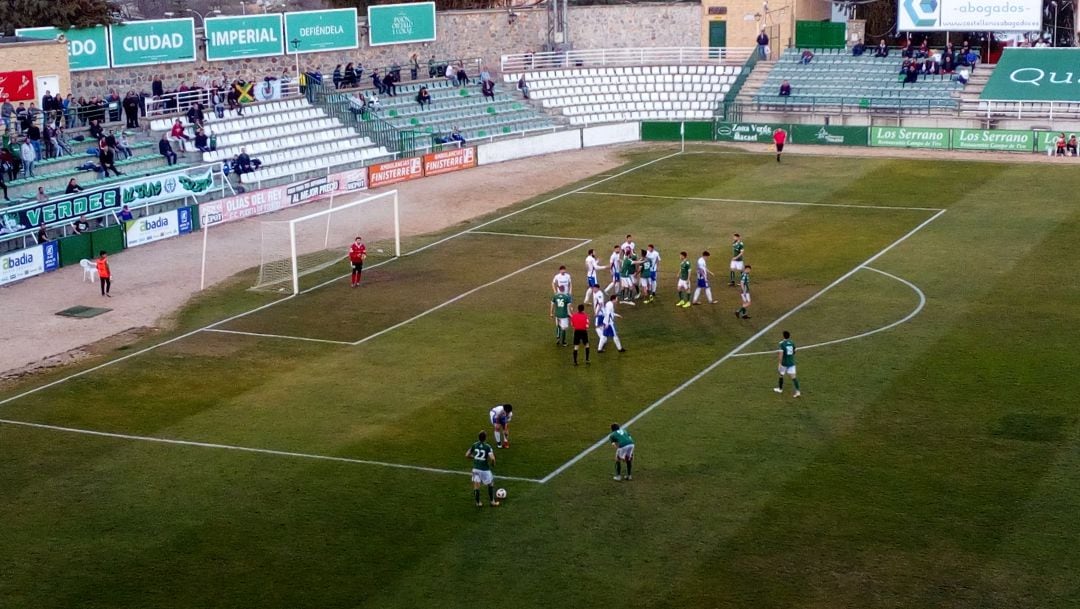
[[254, 190, 400, 294]]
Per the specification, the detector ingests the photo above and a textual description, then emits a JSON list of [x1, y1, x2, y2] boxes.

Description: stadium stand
[[752, 48, 964, 112], [150, 98, 392, 184]]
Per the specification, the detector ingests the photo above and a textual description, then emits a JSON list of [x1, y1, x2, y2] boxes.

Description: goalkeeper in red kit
[[349, 236, 367, 287]]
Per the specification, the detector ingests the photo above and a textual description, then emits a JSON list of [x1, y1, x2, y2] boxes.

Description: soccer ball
[[495, 488, 507, 500]]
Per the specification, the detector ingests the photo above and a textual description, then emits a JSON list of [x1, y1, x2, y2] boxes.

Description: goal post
[[254, 189, 401, 294]]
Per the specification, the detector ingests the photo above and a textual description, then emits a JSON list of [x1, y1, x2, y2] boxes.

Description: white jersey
[[585, 255, 598, 279], [623, 240, 636, 255], [490, 404, 513, 423], [602, 300, 617, 325], [646, 250, 661, 272], [552, 271, 572, 292], [592, 294, 606, 316], [697, 256, 709, 279], [608, 251, 621, 274]]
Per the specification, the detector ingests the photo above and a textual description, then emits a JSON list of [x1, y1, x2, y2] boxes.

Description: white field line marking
[[0, 418, 543, 483], [582, 191, 944, 212], [733, 266, 926, 358], [350, 239, 591, 346], [469, 230, 588, 241], [203, 329, 353, 346], [539, 209, 947, 484]]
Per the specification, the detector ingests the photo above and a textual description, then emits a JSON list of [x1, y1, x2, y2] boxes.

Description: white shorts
[[741, 292, 751, 304], [556, 317, 569, 329], [677, 279, 689, 291], [620, 277, 634, 288], [778, 365, 797, 377], [639, 276, 650, 288], [730, 260, 745, 272], [471, 468, 494, 485], [616, 444, 635, 460]]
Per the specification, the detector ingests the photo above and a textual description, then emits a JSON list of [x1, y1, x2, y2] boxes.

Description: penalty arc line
[[350, 239, 592, 346], [539, 208, 947, 484], [0, 418, 544, 483], [732, 266, 926, 358], [581, 191, 944, 212]]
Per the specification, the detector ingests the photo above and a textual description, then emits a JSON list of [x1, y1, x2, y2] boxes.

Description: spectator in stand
[[41, 90, 54, 124], [186, 102, 205, 128], [63, 94, 75, 128], [456, 64, 470, 86], [1068, 134, 1078, 156], [101, 129, 119, 153], [88, 119, 104, 142], [35, 186, 47, 203], [416, 86, 432, 108], [0, 168, 7, 201], [450, 126, 466, 144], [344, 63, 357, 88], [194, 129, 211, 152], [98, 143, 121, 177], [480, 68, 492, 84], [481, 78, 495, 101], [26, 120, 41, 160], [36, 221, 49, 243], [66, 178, 83, 194], [941, 53, 956, 74], [955, 66, 970, 85], [446, 63, 458, 86], [235, 148, 259, 174], [123, 91, 140, 128], [366, 91, 382, 111], [152, 75, 164, 98], [384, 71, 398, 97], [227, 86, 244, 116], [212, 88, 226, 119], [915, 39, 929, 59], [333, 64, 343, 89], [943, 42, 956, 64], [372, 70, 386, 95], [518, 74, 530, 99], [119, 205, 134, 222], [900, 40, 914, 58], [756, 29, 770, 59], [411, 53, 420, 80], [15, 102, 28, 133], [922, 56, 940, 75], [0, 146, 18, 182], [961, 49, 978, 67], [170, 119, 190, 152], [0, 98, 12, 132], [799, 50, 814, 64], [159, 134, 178, 166], [429, 55, 438, 78], [778, 80, 792, 96], [852, 38, 866, 56], [72, 214, 90, 234], [115, 132, 132, 159], [42, 125, 56, 159], [904, 62, 920, 84], [20, 138, 36, 178]]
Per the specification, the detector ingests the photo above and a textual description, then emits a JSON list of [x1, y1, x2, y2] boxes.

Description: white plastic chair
[[80, 259, 98, 283]]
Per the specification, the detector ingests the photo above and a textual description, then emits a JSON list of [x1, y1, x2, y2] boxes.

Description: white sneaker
[[793, 391, 801, 398], [613, 475, 622, 481], [773, 388, 783, 394]]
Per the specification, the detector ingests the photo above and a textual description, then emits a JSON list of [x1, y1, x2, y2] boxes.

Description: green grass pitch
[[2, 147, 1079, 609]]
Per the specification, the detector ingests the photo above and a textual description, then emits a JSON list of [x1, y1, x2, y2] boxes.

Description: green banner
[[15, 25, 110, 71], [981, 48, 1080, 102], [869, 126, 950, 149], [714, 122, 789, 143], [951, 128, 1034, 152], [284, 9, 359, 54], [205, 15, 284, 61], [109, 19, 196, 67], [790, 124, 868, 146], [368, 2, 437, 47]]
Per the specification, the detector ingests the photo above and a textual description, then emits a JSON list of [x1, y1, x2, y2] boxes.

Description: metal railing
[[321, 56, 485, 90], [960, 98, 1080, 121], [146, 81, 303, 119], [720, 51, 760, 121], [305, 81, 419, 157], [501, 47, 754, 72], [738, 95, 959, 116]]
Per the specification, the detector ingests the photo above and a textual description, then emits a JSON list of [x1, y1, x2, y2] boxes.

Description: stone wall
[[0, 38, 71, 100], [69, 3, 701, 97]]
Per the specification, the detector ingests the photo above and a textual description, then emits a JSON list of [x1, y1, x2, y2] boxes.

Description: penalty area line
[[468, 230, 590, 241], [539, 209, 947, 484], [0, 418, 545, 483], [202, 329, 353, 346], [732, 266, 926, 358], [580, 191, 944, 212]]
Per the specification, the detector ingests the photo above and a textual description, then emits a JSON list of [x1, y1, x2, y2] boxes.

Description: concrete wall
[[699, 0, 831, 50], [0, 38, 71, 100], [68, 3, 702, 97]]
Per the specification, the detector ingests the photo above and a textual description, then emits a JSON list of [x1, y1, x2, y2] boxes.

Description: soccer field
[[2, 147, 1078, 609]]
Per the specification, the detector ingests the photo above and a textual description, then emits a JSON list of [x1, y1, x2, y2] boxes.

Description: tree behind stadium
[[0, 0, 119, 35]]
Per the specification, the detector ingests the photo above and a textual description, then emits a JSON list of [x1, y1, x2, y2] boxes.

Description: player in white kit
[[645, 244, 661, 299], [584, 249, 599, 304], [590, 285, 606, 340], [597, 294, 626, 353], [604, 245, 621, 294], [692, 250, 717, 305], [552, 265, 572, 301]]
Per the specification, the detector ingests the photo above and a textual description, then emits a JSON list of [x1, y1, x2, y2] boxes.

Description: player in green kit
[[639, 249, 655, 304], [676, 251, 692, 308], [773, 330, 801, 398], [550, 284, 573, 346], [466, 431, 500, 507], [735, 265, 752, 319], [608, 423, 636, 481], [618, 250, 638, 305], [729, 233, 745, 286]]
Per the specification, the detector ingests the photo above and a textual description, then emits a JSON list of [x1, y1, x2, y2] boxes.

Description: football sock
[[356, 272, 361, 283], [495, 431, 502, 444], [738, 307, 746, 316], [729, 270, 736, 284], [793, 378, 801, 391], [705, 288, 714, 302], [677, 290, 683, 301], [777, 377, 784, 390], [613, 336, 623, 350], [474, 489, 481, 504], [615, 461, 621, 476], [598, 336, 608, 351], [626, 459, 632, 476], [585, 347, 590, 362], [561, 329, 566, 343], [692, 288, 701, 302], [573, 349, 578, 364], [488, 485, 495, 502]]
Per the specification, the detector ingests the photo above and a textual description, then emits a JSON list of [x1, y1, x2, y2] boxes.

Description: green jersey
[[740, 271, 750, 291], [609, 429, 634, 447], [620, 255, 636, 277], [551, 293, 572, 318], [679, 259, 691, 281], [732, 241, 744, 260], [469, 441, 494, 470], [779, 339, 796, 367], [641, 258, 654, 275]]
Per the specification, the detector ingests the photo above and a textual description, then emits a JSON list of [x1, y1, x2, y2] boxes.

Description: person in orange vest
[[96, 250, 111, 297]]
